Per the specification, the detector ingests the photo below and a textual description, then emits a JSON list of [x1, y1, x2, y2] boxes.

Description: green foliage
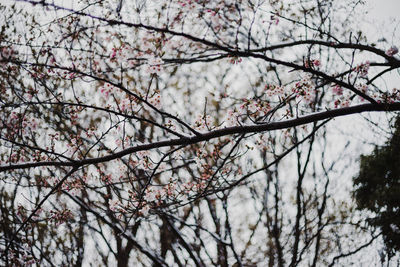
[[353, 117, 400, 256]]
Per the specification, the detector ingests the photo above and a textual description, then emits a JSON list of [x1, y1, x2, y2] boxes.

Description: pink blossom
[[120, 98, 130, 111], [149, 94, 162, 109], [312, 60, 321, 67], [178, 0, 196, 9], [332, 85, 343, 95], [194, 114, 212, 131], [49, 56, 56, 65], [147, 57, 163, 74], [109, 199, 119, 212], [225, 109, 238, 126], [265, 84, 284, 97], [270, 15, 279, 25], [305, 59, 321, 68], [386, 46, 399, 56], [100, 83, 113, 97], [110, 47, 117, 59], [229, 56, 242, 64], [355, 61, 370, 77]]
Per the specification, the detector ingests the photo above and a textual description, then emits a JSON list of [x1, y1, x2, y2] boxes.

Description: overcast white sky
[[363, 0, 400, 43], [365, 0, 400, 20], [359, 0, 400, 92]]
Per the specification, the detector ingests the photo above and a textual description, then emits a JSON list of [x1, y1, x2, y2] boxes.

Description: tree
[[0, 0, 399, 266], [353, 116, 400, 259]]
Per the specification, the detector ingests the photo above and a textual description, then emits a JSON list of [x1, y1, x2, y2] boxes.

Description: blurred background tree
[[354, 116, 400, 258]]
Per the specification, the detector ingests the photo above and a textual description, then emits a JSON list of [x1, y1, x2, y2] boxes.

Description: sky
[[361, 0, 400, 92], [365, 0, 400, 20], [363, 0, 400, 44]]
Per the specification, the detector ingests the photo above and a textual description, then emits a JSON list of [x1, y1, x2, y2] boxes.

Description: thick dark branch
[[251, 40, 400, 64], [2, 103, 398, 172]]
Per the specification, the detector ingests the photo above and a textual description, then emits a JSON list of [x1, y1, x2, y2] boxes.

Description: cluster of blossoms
[[192, 144, 228, 186], [332, 84, 343, 96], [109, 199, 123, 213], [66, 136, 83, 157], [199, 163, 213, 181], [99, 82, 116, 98], [228, 55, 242, 64], [304, 59, 321, 69], [164, 119, 177, 131], [107, 40, 139, 64], [118, 98, 134, 112], [222, 83, 293, 127], [181, 179, 207, 194], [331, 84, 351, 108], [96, 166, 118, 185], [206, 6, 224, 31], [100, 84, 139, 113], [1, 111, 20, 139], [177, 0, 197, 9], [355, 84, 369, 101], [127, 150, 153, 169], [137, 181, 179, 216], [7, 150, 26, 164], [378, 88, 400, 103], [7, 245, 36, 266], [240, 98, 272, 118], [115, 136, 131, 149], [386, 46, 399, 57], [265, 84, 285, 97], [110, 186, 165, 217], [224, 109, 240, 127], [333, 98, 350, 108], [270, 15, 280, 25], [32, 150, 50, 165], [292, 75, 316, 104], [49, 209, 73, 226], [62, 174, 88, 194], [354, 61, 370, 77], [108, 174, 199, 218], [147, 57, 164, 74], [255, 133, 271, 151], [194, 114, 213, 131], [108, 197, 129, 218], [332, 83, 351, 108], [333, 90, 351, 108], [194, 146, 212, 169], [144, 183, 177, 204], [110, 47, 122, 60], [0, 46, 14, 67], [148, 93, 162, 109], [1, 111, 38, 143], [103, 33, 168, 74], [331, 83, 387, 108], [23, 86, 38, 101], [29, 66, 47, 80]]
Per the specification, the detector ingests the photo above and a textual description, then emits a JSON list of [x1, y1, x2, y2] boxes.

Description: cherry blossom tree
[[0, 0, 399, 266]]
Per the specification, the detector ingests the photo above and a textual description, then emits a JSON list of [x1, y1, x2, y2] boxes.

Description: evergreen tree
[[354, 117, 400, 256]]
